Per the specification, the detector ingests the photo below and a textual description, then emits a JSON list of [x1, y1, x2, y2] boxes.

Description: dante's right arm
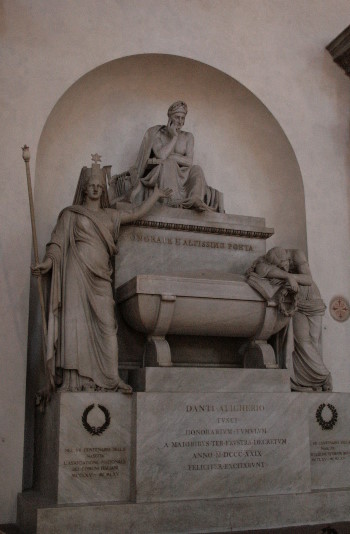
[[152, 133, 177, 161], [151, 118, 185, 161], [167, 132, 194, 166]]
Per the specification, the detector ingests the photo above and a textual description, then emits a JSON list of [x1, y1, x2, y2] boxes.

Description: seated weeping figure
[[109, 101, 224, 212], [32, 155, 171, 393]]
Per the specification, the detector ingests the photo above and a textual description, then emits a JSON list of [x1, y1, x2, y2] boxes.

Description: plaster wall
[[1, 0, 350, 523]]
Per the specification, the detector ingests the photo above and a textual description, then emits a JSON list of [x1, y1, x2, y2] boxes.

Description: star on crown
[[91, 153, 102, 164]]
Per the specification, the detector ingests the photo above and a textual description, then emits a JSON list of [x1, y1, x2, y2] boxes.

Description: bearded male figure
[[113, 101, 223, 212]]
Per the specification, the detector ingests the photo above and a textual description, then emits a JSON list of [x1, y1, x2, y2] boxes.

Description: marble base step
[[18, 488, 350, 534], [129, 367, 291, 392]]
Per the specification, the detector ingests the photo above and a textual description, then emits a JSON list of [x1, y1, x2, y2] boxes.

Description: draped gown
[[288, 259, 330, 390], [248, 252, 331, 391], [45, 205, 122, 391]]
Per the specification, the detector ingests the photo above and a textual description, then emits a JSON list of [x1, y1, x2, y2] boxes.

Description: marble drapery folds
[[45, 205, 122, 391], [247, 248, 331, 391], [126, 125, 223, 212]]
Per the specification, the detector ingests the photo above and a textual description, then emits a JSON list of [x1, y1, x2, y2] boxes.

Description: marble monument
[[19, 105, 346, 534]]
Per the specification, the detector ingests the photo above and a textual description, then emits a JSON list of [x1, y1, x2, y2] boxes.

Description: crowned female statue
[[110, 101, 224, 212], [32, 156, 171, 393]]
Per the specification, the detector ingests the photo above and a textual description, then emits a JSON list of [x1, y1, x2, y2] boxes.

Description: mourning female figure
[[32, 160, 171, 393], [247, 247, 332, 391]]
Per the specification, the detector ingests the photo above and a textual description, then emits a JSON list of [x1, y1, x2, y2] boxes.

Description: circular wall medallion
[[329, 295, 350, 322]]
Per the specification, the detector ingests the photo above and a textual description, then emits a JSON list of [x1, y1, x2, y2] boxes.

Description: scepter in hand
[[22, 145, 55, 409]]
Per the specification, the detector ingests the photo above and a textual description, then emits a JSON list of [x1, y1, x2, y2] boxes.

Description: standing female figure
[[32, 160, 171, 393]]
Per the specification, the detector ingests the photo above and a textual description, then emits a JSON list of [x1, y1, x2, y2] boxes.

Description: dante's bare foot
[[117, 380, 133, 395], [181, 196, 215, 212]]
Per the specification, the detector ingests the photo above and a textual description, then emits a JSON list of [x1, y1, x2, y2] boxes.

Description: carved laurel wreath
[[277, 288, 298, 317], [82, 404, 111, 436], [316, 403, 338, 431]]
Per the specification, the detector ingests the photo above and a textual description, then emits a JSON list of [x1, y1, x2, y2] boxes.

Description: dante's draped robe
[[45, 206, 121, 390], [127, 126, 223, 212]]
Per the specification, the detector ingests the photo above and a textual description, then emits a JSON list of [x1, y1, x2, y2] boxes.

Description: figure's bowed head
[[278, 257, 290, 272], [265, 247, 290, 272]]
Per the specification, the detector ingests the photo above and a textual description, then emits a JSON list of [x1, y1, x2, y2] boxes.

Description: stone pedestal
[[129, 367, 291, 392], [135, 391, 310, 503], [34, 393, 134, 504], [19, 375, 350, 533], [18, 488, 350, 534], [308, 393, 350, 490]]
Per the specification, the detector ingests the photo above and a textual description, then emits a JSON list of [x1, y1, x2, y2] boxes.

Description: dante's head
[[265, 247, 290, 272], [167, 101, 187, 132], [167, 101, 188, 117]]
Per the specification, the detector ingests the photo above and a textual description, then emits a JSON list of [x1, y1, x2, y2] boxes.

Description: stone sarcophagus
[[117, 271, 290, 368], [114, 205, 277, 368]]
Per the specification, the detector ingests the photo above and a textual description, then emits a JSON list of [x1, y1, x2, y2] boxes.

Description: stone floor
[[221, 525, 349, 533], [2, 522, 350, 534]]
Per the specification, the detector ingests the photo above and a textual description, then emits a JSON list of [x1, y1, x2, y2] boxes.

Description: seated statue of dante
[[111, 101, 224, 212]]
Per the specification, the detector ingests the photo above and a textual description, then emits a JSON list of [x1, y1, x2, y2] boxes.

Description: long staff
[[22, 146, 55, 403]]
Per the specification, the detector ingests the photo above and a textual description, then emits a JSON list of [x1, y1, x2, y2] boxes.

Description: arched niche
[[34, 53, 307, 254], [24, 55, 308, 490]]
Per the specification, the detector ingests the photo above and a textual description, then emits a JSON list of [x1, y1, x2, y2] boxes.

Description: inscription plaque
[[116, 227, 262, 287], [136, 392, 310, 502], [310, 393, 350, 490], [115, 206, 271, 287], [57, 393, 133, 504]]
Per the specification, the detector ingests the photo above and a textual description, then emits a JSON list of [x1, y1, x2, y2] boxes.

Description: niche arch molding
[[34, 53, 307, 253]]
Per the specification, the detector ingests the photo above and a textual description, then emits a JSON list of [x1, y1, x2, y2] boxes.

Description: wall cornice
[[327, 25, 350, 78]]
